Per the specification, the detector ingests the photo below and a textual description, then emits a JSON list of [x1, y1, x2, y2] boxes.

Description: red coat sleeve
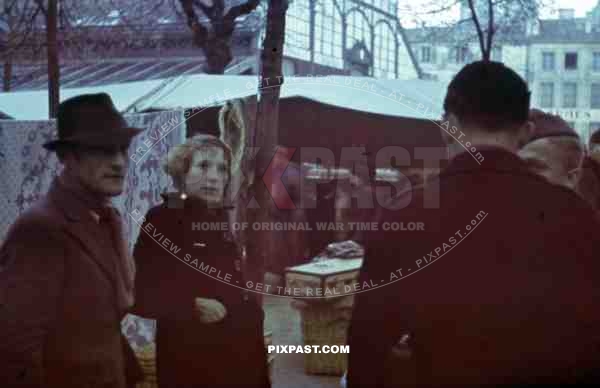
[[0, 221, 67, 387]]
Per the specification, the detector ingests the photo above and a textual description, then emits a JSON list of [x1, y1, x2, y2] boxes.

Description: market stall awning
[[131, 75, 449, 121], [0, 75, 449, 121], [0, 79, 163, 121]]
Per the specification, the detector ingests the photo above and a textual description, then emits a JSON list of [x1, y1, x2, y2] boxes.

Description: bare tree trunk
[[47, 0, 59, 118], [205, 37, 233, 74], [246, 0, 288, 303], [179, 0, 260, 74], [3, 61, 12, 92], [485, 0, 495, 61], [467, 0, 496, 61], [467, 0, 486, 60]]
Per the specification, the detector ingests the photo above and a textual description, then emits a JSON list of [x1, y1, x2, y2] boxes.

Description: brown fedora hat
[[43, 93, 143, 151]]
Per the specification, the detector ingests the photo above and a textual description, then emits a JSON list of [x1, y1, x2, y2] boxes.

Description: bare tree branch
[[486, 0, 495, 60], [180, 0, 209, 45], [33, 0, 47, 17], [193, 0, 216, 21], [467, 0, 486, 59], [225, 0, 260, 22], [176, 0, 261, 73]]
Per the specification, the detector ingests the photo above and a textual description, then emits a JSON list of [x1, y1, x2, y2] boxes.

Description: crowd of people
[[1, 60, 600, 388]]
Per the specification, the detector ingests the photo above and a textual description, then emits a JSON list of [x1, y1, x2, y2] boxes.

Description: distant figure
[[305, 179, 338, 257], [518, 109, 583, 190], [0, 93, 143, 387], [348, 61, 600, 387]]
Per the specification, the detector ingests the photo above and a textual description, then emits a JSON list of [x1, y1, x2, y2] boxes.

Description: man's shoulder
[[4, 198, 65, 242], [375, 168, 599, 232]]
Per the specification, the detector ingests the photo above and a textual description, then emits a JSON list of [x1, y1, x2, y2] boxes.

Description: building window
[[346, 10, 372, 70], [540, 82, 554, 108], [565, 52, 578, 70], [421, 46, 432, 63], [283, 0, 311, 61], [591, 84, 600, 109], [374, 22, 396, 79], [454, 47, 468, 63], [563, 82, 577, 108], [593, 52, 600, 71], [314, 0, 343, 68], [542, 52, 555, 71], [492, 46, 502, 61]]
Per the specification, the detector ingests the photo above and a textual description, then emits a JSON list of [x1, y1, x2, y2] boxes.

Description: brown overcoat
[[0, 178, 141, 387], [348, 147, 600, 387]]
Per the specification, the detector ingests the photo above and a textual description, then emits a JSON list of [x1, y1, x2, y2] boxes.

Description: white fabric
[[0, 75, 449, 121]]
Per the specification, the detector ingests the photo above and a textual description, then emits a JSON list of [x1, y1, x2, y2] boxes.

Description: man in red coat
[[347, 61, 600, 387], [0, 93, 143, 387], [518, 110, 583, 190]]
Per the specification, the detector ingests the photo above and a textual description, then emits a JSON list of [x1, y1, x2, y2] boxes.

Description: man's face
[[185, 146, 227, 205], [589, 143, 600, 163], [65, 144, 130, 197], [518, 137, 579, 189]]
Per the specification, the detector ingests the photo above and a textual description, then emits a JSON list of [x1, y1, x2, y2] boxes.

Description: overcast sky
[[399, 0, 599, 27]]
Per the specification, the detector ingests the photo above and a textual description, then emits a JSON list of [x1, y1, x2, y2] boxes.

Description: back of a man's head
[[444, 61, 531, 133]]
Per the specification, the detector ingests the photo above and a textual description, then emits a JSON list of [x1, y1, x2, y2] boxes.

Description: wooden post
[[3, 61, 12, 92], [246, 0, 289, 302], [47, 0, 59, 118]]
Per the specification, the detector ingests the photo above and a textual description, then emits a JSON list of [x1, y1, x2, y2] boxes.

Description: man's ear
[[439, 113, 458, 146], [567, 167, 580, 189], [517, 120, 535, 149], [440, 116, 456, 146]]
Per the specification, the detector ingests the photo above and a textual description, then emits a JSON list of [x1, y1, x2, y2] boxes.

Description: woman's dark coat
[[132, 194, 270, 387]]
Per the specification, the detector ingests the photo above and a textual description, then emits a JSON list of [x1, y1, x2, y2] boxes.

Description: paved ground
[[263, 294, 341, 388]]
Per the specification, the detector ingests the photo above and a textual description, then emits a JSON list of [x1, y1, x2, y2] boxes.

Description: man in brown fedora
[[0, 93, 144, 387]]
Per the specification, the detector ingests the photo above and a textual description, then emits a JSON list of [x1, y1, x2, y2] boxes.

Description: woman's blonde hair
[[162, 134, 233, 191]]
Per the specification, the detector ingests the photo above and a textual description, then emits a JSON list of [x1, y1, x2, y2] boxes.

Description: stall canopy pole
[[46, 0, 59, 118], [246, 0, 289, 301]]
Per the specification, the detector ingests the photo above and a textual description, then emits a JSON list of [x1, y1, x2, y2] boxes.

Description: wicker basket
[[299, 303, 353, 376], [135, 344, 158, 388]]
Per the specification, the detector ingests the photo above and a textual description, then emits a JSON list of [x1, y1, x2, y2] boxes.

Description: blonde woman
[[132, 134, 270, 387]]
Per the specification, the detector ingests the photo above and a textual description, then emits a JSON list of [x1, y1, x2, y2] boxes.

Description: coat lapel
[[47, 179, 118, 287], [64, 219, 118, 286]]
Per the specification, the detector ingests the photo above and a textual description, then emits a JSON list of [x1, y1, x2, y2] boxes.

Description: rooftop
[[530, 18, 600, 43], [8, 56, 256, 92], [405, 3, 600, 46]]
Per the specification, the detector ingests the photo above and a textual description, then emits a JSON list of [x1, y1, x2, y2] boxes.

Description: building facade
[[281, 0, 419, 79], [527, 5, 600, 140], [0, 0, 420, 94], [406, 2, 600, 140]]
